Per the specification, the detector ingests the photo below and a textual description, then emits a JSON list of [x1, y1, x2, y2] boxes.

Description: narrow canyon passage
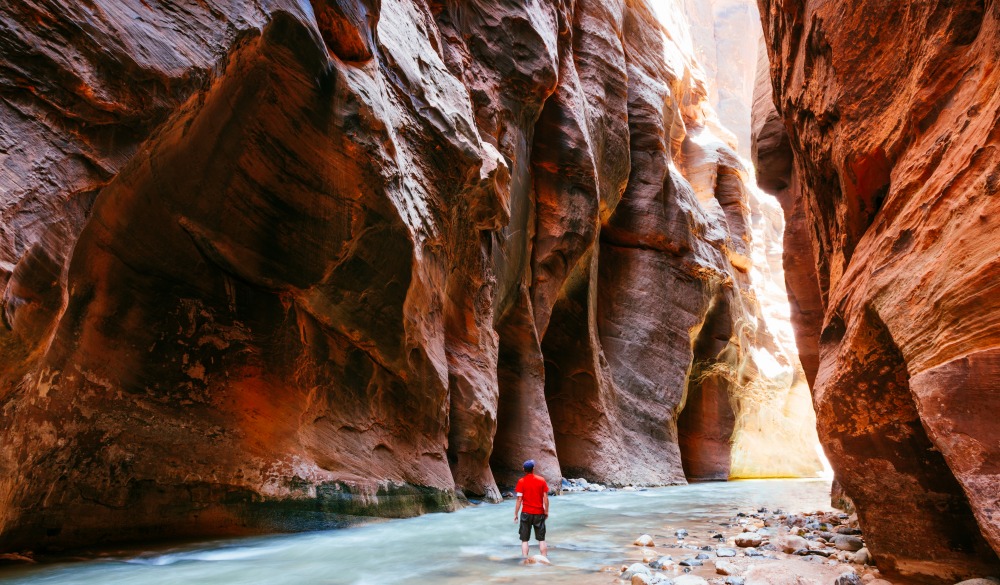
[[1, 0, 999, 583]]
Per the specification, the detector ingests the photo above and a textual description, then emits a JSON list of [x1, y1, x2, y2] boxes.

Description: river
[[0, 479, 833, 585]]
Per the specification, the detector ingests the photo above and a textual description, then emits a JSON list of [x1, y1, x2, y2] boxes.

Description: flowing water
[[0, 479, 832, 585]]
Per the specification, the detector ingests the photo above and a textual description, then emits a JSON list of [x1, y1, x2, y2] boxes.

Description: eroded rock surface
[[755, 0, 1000, 581], [3, 0, 801, 551]]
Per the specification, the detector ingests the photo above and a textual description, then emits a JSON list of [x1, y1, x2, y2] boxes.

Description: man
[[513, 459, 549, 558]]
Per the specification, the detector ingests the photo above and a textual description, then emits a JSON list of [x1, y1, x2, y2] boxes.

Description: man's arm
[[514, 495, 522, 522], [543, 492, 549, 517]]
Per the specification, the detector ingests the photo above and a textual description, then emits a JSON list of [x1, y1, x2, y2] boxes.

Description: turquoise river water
[[0, 479, 832, 585]]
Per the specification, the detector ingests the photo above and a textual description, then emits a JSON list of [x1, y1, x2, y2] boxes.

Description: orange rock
[[755, 0, 1000, 581]]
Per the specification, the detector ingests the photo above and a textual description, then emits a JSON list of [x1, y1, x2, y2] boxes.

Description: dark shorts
[[519, 512, 547, 542]]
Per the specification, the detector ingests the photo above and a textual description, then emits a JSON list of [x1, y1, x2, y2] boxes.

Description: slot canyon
[[0, 0, 997, 584]]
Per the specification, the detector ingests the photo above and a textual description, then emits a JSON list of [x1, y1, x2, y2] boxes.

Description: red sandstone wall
[[755, 1, 1000, 581]]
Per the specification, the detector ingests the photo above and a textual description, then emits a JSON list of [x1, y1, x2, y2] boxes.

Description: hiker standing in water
[[513, 459, 549, 558]]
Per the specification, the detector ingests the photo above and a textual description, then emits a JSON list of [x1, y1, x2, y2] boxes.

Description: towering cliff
[[755, 0, 1000, 582], [2, 0, 799, 551]]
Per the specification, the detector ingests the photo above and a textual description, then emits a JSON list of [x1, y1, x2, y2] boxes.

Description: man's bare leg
[[539, 541, 547, 557], [522, 541, 529, 557]]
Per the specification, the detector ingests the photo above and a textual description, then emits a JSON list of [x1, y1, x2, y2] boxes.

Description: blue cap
[[523, 459, 535, 471]]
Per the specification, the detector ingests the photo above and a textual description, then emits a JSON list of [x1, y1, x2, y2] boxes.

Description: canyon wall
[[3, 0, 795, 552], [755, 0, 1000, 582]]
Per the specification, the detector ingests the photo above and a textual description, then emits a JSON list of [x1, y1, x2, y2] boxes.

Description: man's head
[[523, 459, 535, 473]]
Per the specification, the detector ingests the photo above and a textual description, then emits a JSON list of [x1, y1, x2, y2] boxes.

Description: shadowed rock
[[755, 0, 1000, 581]]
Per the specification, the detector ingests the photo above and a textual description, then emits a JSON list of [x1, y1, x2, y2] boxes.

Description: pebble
[[633, 575, 653, 585], [649, 556, 673, 569], [635, 534, 656, 547], [696, 553, 711, 560], [734, 533, 763, 547], [716, 548, 737, 557], [680, 560, 703, 567], [725, 578, 745, 585], [676, 529, 689, 537]]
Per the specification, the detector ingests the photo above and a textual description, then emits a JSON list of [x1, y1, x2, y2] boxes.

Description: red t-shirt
[[515, 473, 548, 515]]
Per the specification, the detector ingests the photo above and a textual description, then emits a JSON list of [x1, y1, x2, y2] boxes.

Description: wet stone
[[716, 548, 737, 558], [635, 534, 656, 547]]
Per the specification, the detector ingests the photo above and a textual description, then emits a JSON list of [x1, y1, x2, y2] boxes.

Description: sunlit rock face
[[682, 0, 761, 159], [3, 0, 805, 551], [672, 0, 822, 479], [756, 0, 1000, 581]]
